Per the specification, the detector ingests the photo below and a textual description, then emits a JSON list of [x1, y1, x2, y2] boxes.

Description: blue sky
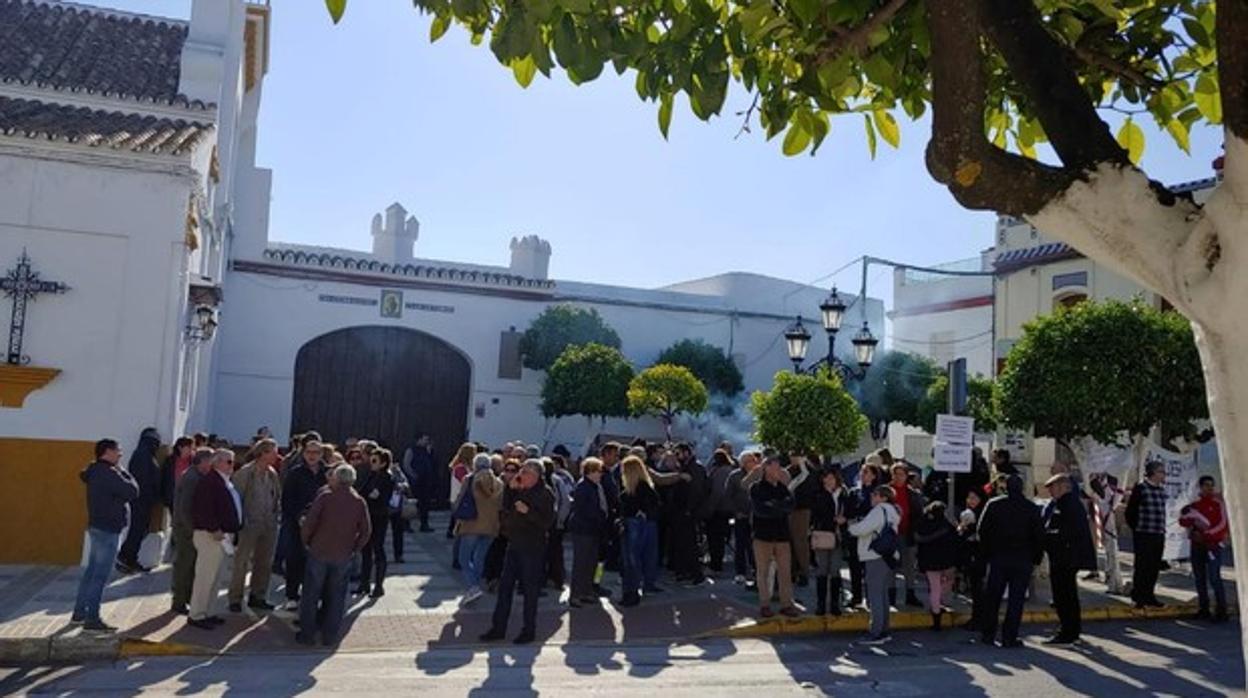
[[101, 1, 1223, 307]]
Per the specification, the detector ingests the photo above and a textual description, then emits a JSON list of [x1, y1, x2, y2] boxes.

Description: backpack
[[869, 507, 900, 564], [453, 474, 478, 521]]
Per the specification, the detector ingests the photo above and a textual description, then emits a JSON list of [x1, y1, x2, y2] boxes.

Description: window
[[497, 328, 522, 379], [1054, 292, 1088, 310], [1051, 271, 1088, 291]]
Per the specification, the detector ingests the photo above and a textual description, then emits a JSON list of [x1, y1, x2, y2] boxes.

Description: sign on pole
[[933, 413, 975, 473]]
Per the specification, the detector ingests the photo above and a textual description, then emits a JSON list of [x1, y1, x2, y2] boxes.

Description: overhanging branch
[[815, 0, 910, 64], [978, 0, 1128, 172], [924, 0, 1074, 216], [1218, 0, 1248, 139]]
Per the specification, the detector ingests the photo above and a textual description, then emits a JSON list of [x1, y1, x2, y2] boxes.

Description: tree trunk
[[1023, 134, 1248, 673]]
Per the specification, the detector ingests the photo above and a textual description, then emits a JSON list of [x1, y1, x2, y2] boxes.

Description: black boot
[[931, 611, 943, 632], [829, 576, 843, 615], [815, 576, 828, 616]]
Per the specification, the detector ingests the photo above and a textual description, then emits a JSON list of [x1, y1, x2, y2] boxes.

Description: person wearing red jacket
[[1178, 475, 1229, 622]]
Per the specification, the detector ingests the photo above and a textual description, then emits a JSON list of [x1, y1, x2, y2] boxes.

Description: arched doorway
[[291, 326, 470, 501]]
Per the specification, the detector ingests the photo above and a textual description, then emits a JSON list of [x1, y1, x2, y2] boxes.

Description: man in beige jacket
[[228, 439, 282, 612]]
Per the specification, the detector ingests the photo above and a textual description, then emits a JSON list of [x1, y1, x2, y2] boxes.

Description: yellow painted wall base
[[0, 438, 94, 564]]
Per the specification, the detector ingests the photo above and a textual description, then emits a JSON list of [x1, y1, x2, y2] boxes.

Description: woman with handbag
[[357, 449, 397, 598], [447, 443, 479, 568], [810, 468, 849, 615], [848, 485, 900, 645], [454, 454, 503, 606]]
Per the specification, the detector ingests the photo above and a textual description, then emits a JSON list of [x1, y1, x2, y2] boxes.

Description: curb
[[0, 635, 121, 666], [712, 602, 1227, 640]]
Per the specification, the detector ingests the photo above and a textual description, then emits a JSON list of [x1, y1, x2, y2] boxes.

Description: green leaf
[[872, 109, 900, 148], [1165, 119, 1191, 154], [430, 15, 451, 42], [325, 0, 346, 24], [1194, 74, 1222, 124], [658, 92, 673, 140], [809, 110, 830, 155], [788, 0, 819, 26], [863, 114, 877, 159], [782, 119, 811, 156], [512, 56, 537, 88]]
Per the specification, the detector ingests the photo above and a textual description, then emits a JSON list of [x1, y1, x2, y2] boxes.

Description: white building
[[888, 254, 995, 378], [0, 0, 883, 563]]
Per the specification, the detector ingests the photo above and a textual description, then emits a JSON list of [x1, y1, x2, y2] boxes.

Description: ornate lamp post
[[784, 285, 878, 380]]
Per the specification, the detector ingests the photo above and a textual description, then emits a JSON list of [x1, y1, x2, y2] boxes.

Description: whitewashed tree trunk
[[1028, 133, 1248, 669]]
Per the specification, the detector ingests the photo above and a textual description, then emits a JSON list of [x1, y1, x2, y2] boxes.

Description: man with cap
[[976, 474, 1043, 647], [1041, 473, 1096, 645]]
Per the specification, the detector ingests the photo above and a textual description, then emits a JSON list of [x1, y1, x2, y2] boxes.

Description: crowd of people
[[74, 429, 1231, 648]]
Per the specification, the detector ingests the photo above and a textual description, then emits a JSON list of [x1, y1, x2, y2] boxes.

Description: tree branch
[[978, 0, 1128, 172], [924, 0, 1074, 216], [815, 0, 910, 64], [1070, 43, 1164, 90], [1218, 0, 1248, 139]]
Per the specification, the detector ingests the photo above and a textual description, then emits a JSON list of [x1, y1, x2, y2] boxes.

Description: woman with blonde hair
[[618, 456, 660, 606], [447, 443, 479, 567]]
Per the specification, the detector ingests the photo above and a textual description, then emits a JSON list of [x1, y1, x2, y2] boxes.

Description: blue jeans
[[622, 517, 658, 597], [459, 534, 493, 591], [1192, 542, 1227, 613], [74, 527, 121, 622], [299, 554, 350, 644]]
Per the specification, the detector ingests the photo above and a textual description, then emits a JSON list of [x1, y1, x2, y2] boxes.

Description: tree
[[520, 305, 621, 371], [541, 343, 635, 420], [916, 373, 1000, 435], [751, 369, 867, 456], [328, 0, 1248, 670], [997, 298, 1207, 445], [655, 338, 744, 396], [627, 364, 709, 439], [853, 351, 939, 435]]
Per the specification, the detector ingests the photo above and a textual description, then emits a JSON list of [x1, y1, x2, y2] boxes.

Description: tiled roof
[[0, 96, 213, 155], [0, 0, 208, 108], [993, 242, 1081, 274], [261, 248, 557, 289]]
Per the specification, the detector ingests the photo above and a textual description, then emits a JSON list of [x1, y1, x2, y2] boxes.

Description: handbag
[[811, 530, 839, 551], [400, 498, 420, 521], [388, 491, 403, 513]]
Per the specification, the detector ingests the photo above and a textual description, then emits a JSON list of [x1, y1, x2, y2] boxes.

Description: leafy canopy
[[520, 304, 622, 371], [916, 372, 1000, 434], [628, 363, 710, 428], [997, 298, 1207, 444], [655, 338, 744, 396], [853, 351, 939, 429], [541, 343, 635, 419], [751, 369, 867, 456], [326, 0, 1220, 163]]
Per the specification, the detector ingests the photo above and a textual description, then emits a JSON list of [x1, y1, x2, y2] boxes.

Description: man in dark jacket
[[117, 427, 161, 574], [750, 456, 800, 618], [669, 443, 708, 586], [1042, 473, 1097, 645], [725, 451, 760, 588], [976, 475, 1043, 647], [187, 449, 242, 628], [170, 448, 214, 614], [403, 434, 436, 532], [280, 440, 328, 609], [480, 460, 556, 645], [73, 439, 140, 632]]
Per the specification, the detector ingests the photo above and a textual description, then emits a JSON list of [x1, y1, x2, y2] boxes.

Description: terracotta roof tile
[[0, 95, 213, 155], [0, 0, 208, 108]]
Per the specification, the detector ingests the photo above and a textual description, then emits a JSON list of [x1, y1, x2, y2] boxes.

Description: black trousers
[[284, 521, 308, 601], [389, 512, 405, 561], [118, 500, 153, 565], [733, 517, 755, 576], [491, 545, 544, 636], [546, 528, 566, 587], [1050, 562, 1081, 639], [1132, 532, 1165, 604], [484, 536, 508, 583], [980, 559, 1031, 643], [671, 511, 702, 580], [706, 513, 732, 572], [360, 512, 389, 589]]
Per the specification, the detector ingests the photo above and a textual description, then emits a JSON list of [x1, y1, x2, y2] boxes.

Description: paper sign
[[934, 444, 973, 473], [936, 415, 975, 446]]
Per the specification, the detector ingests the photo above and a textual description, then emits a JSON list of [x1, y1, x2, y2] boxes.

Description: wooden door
[[291, 326, 470, 500]]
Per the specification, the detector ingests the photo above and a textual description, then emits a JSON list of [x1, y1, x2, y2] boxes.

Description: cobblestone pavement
[[0, 513, 1233, 653]]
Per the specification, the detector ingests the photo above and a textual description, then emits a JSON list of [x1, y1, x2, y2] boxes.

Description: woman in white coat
[[848, 485, 901, 644]]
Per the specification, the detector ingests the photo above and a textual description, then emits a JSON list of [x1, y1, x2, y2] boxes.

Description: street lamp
[[784, 286, 877, 380]]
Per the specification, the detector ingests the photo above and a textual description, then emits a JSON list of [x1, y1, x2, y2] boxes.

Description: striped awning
[[993, 242, 1081, 273]]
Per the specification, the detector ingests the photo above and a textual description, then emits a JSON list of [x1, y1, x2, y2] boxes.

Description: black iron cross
[[2, 249, 69, 365]]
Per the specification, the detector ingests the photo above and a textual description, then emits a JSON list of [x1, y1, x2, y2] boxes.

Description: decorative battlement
[[371, 202, 420, 263], [509, 234, 552, 280], [259, 248, 555, 290]]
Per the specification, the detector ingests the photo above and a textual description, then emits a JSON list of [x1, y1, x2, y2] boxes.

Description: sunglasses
[[504, 468, 519, 474]]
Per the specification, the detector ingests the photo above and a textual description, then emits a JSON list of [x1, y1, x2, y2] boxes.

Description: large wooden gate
[[290, 326, 470, 482]]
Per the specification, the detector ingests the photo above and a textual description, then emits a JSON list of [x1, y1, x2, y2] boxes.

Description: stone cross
[[1, 249, 69, 365]]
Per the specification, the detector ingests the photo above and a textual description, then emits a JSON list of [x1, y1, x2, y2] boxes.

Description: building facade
[[888, 254, 995, 378]]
